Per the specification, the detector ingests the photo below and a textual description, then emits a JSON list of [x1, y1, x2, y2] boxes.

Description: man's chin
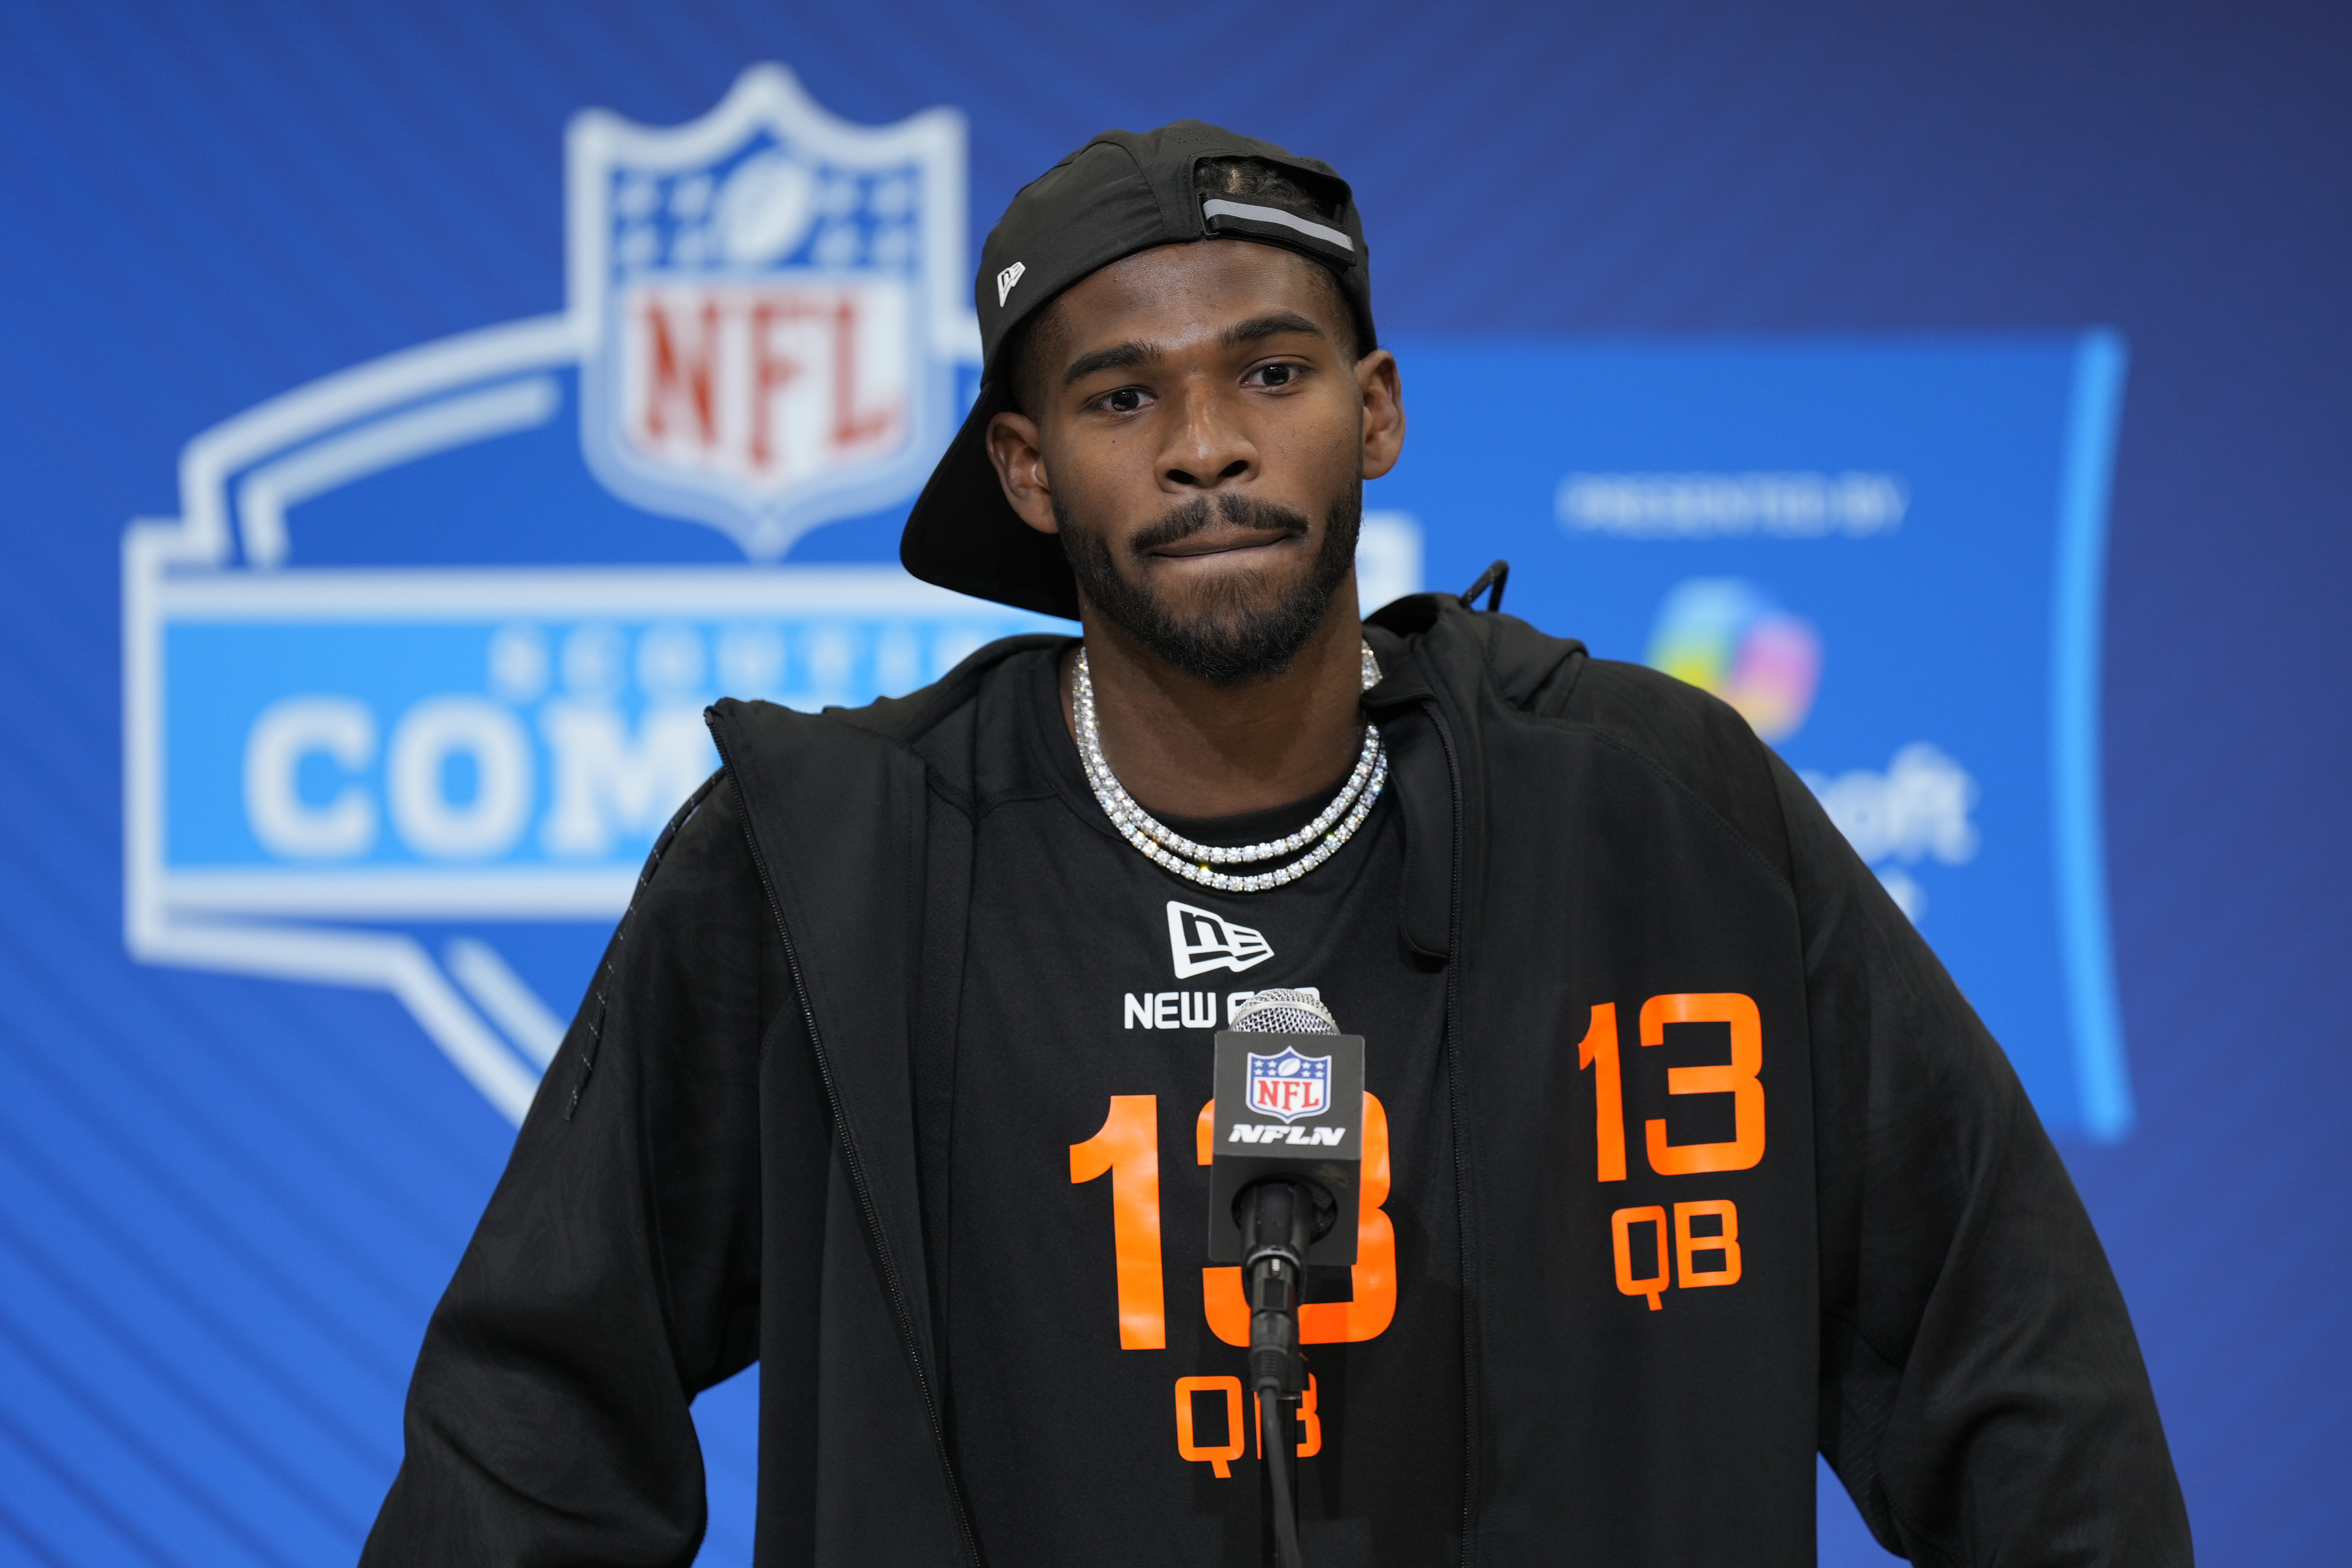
[[1133, 571, 1325, 638], [1091, 584, 1338, 687]]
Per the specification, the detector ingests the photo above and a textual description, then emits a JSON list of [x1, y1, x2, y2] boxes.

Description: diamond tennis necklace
[[1072, 641, 1387, 893]]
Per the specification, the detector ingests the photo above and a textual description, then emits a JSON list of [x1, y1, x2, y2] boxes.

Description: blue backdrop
[[1, 3, 2347, 1563]]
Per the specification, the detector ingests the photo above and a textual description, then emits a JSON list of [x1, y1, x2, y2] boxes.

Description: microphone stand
[[1216, 989, 1356, 1568], [1240, 1178, 1316, 1568]]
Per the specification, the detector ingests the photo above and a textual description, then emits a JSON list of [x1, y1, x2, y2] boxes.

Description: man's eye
[[1104, 388, 1147, 413], [1253, 363, 1299, 388]]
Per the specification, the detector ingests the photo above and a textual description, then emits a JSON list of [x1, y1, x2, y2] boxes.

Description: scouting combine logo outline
[[121, 66, 1054, 1122]]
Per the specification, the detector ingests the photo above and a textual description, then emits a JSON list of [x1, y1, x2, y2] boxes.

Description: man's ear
[[987, 410, 1059, 536], [1356, 348, 1405, 483]]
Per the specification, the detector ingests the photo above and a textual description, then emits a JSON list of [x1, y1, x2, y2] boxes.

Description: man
[[363, 123, 2190, 1566]]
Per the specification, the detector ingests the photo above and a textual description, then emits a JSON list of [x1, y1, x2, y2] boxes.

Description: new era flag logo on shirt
[[1167, 901, 1272, 978]]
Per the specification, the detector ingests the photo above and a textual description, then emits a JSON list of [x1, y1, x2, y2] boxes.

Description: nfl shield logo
[[1247, 1046, 1333, 1123], [569, 65, 972, 558]]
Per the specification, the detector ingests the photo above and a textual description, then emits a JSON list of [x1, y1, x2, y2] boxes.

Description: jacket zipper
[[708, 727, 984, 1568], [1425, 698, 1482, 1568]]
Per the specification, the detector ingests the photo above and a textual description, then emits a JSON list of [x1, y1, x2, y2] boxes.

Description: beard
[[1055, 484, 1362, 687]]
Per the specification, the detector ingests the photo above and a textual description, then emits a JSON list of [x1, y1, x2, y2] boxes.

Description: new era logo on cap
[[1167, 901, 1272, 977], [996, 260, 1026, 307]]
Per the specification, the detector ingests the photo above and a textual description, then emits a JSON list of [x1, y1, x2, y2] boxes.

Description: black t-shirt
[[937, 646, 1462, 1567]]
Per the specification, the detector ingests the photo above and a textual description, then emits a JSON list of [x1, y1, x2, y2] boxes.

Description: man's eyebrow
[[1062, 340, 1159, 385], [1223, 311, 1327, 348], [1058, 312, 1329, 386]]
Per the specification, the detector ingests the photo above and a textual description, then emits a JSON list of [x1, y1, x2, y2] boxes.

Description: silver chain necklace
[[1072, 641, 1387, 893]]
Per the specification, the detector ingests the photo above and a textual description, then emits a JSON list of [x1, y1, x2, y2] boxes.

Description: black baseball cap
[[899, 120, 1376, 619]]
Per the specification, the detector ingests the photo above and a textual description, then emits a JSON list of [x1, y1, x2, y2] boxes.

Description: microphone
[[1209, 990, 1366, 1568]]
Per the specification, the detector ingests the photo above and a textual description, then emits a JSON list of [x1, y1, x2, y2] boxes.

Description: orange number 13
[[1578, 993, 1766, 1180], [1068, 1093, 1398, 1350]]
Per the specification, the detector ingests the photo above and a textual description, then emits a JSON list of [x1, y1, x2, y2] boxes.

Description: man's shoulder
[[707, 632, 1070, 812], [1374, 591, 1757, 751], [820, 632, 1071, 746], [1377, 592, 1794, 885]]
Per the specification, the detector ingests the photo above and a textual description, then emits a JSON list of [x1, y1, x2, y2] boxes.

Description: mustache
[[1128, 492, 1315, 556]]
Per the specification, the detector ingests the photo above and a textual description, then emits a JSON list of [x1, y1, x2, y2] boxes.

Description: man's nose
[[1159, 382, 1256, 491]]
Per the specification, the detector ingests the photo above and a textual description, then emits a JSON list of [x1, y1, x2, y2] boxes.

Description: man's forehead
[[1051, 241, 1345, 357]]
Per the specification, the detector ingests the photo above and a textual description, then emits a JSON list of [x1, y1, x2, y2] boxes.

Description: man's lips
[[1144, 527, 1302, 561]]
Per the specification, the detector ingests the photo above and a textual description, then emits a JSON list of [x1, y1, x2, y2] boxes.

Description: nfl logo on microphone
[[1248, 1047, 1333, 1123]]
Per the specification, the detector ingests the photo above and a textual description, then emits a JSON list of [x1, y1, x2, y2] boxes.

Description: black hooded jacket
[[361, 595, 2189, 1566]]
